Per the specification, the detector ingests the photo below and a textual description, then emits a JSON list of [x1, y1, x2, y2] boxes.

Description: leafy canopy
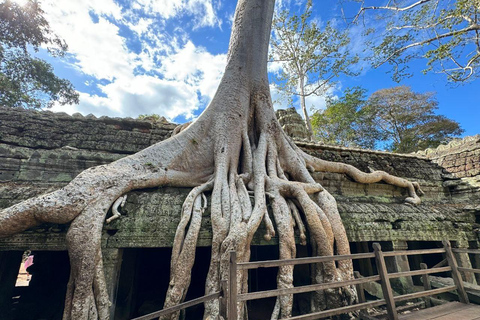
[[351, 0, 480, 82], [312, 86, 463, 153], [0, 0, 79, 109], [311, 87, 379, 149], [367, 86, 463, 152]]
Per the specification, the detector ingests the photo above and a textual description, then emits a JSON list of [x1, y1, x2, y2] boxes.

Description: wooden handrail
[[452, 248, 480, 255], [238, 275, 381, 302], [225, 242, 471, 319], [276, 285, 458, 320], [237, 252, 375, 270], [388, 266, 451, 279], [382, 248, 446, 257], [280, 299, 387, 320], [432, 258, 448, 268], [394, 286, 457, 303], [420, 263, 432, 307], [132, 243, 475, 320], [443, 240, 469, 304], [458, 266, 480, 274], [130, 291, 222, 320]]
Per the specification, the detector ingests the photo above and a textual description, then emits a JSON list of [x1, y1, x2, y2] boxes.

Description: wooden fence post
[[442, 240, 469, 304], [373, 242, 398, 320], [354, 271, 366, 305], [228, 251, 238, 320], [420, 263, 432, 307], [354, 271, 369, 319], [220, 279, 228, 318]]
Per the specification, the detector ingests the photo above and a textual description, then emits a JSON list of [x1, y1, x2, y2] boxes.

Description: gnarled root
[[106, 195, 127, 224], [63, 197, 114, 320], [302, 152, 424, 205], [269, 195, 295, 320], [161, 182, 211, 320]]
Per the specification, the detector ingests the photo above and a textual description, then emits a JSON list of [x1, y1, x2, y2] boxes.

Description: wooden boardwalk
[[399, 302, 480, 320]]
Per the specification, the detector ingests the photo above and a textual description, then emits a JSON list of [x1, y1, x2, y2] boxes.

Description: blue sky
[[22, 0, 480, 137]]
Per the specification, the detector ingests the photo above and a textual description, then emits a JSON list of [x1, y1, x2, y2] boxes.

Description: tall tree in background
[[270, 0, 359, 139], [311, 87, 379, 149], [367, 86, 463, 153], [351, 0, 480, 82], [0, 0, 78, 109], [311, 86, 463, 153]]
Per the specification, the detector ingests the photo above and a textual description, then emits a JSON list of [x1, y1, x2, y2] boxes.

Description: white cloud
[[269, 82, 339, 117], [43, 0, 133, 81], [160, 41, 226, 100], [128, 17, 154, 36], [305, 94, 328, 112], [270, 84, 291, 111], [53, 76, 199, 120], [267, 59, 283, 75], [41, 0, 227, 121], [136, 0, 221, 28]]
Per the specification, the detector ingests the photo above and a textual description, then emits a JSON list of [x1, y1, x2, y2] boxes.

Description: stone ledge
[[0, 187, 475, 250]]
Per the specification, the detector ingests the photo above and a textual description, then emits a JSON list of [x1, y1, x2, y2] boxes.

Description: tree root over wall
[[0, 1, 423, 319]]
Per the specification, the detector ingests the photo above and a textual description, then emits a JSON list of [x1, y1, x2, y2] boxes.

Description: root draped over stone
[[0, 0, 425, 319]]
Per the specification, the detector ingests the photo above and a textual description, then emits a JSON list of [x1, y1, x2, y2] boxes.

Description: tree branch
[[353, 0, 434, 23], [379, 24, 480, 66]]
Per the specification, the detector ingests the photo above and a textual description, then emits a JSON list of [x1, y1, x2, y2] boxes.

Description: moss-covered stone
[[0, 107, 478, 251]]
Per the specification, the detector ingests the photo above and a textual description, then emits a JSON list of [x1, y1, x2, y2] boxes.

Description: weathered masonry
[[1, 106, 479, 319]]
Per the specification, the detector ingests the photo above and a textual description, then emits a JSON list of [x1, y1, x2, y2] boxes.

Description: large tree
[[270, 0, 358, 139], [311, 87, 380, 149], [0, 1, 424, 319], [351, 0, 480, 82], [312, 86, 463, 153], [367, 85, 463, 153], [0, 0, 78, 109]]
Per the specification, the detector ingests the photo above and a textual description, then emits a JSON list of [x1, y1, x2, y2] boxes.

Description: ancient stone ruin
[[0, 106, 479, 319]]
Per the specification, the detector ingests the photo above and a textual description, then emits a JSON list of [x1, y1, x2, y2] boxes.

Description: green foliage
[[0, 0, 78, 109], [366, 86, 463, 153], [270, 0, 359, 136], [354, 0, 480, 82], [312, 86, 463, 153], [311, 87, 379, 149]]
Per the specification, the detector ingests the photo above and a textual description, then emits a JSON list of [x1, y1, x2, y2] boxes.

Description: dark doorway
[[9, 251, 70, 320], [114, 247, 211, 320]]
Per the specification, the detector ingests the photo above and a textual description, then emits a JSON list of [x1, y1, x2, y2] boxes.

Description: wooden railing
[[227, 240, 471, 320], [452, 248, 480, 278], [130, 240, 479, 320], [130, 290, 223, 320]]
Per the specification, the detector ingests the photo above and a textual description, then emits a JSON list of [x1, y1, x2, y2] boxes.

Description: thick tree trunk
[[0, 0, 424, 319]]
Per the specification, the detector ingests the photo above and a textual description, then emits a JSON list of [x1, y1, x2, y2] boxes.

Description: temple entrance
[[0, 250, 70, 320], [114, 247, 211, 320]]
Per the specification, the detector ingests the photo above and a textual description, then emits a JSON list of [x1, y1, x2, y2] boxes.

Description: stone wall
[[417, 135, 480, 181], [0, 107, 477, 251], [276, 107, 310, 140]]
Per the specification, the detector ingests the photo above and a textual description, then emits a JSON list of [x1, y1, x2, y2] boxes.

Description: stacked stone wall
[[0, 107, 477, 250], [417, 135, 480, 179], [0, 106, 176, 154], [275, 107, 310, 140]]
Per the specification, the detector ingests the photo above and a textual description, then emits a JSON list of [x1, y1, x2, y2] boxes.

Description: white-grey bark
[[299, 75, 314, 140]]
